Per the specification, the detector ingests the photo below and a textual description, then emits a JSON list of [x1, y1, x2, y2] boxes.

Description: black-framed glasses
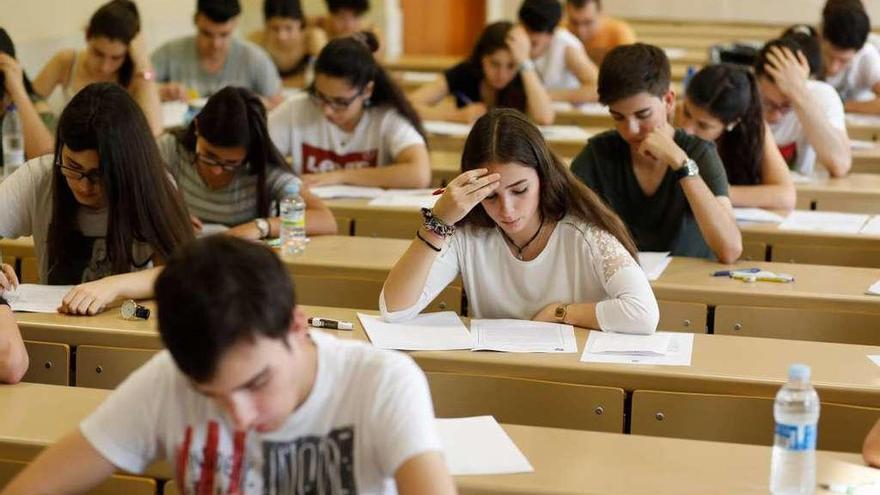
[[307, 84, 365, 112], [55, 160, 103, 185], [194, 151, 246, 173]]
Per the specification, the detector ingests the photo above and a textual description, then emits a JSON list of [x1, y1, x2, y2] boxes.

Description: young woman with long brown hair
[[380, 108, 658, 334]]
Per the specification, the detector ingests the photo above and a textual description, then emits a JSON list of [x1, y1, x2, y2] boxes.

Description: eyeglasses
[[194, 151, 246, 173], [56, 160, 103, 185], [307, 85, 365, 112], [761, 97, 792, 115]]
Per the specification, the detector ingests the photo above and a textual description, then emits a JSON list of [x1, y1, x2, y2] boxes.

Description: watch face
[[121, 299, 136, 319], [554, 306, 565, 318]]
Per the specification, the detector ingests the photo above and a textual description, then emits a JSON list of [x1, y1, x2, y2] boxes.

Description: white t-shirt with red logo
[[268, 93, 426, 176], [769, 80, 846, 176]]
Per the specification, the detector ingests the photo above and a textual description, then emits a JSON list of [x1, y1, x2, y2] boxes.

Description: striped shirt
[[157, 134, 301, 226]]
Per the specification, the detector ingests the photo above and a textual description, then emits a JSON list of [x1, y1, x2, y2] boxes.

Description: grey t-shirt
[[0, 155, 154, 284], [570, 129, 729, 259], [151, 36, 281, 98]]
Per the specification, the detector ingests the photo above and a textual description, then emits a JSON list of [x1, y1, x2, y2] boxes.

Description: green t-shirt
[[570, 129, 729, 259]]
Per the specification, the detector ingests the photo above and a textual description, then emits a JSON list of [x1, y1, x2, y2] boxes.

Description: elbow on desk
[[716, 240, 743, 265], [827, 159, 851, 178], [0, 344, 29, 385]]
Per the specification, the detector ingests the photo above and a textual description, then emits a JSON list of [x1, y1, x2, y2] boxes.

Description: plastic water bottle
[[2, 104, 24, 178], [279, 182, 307, 257], [770, 363, 820, 495]]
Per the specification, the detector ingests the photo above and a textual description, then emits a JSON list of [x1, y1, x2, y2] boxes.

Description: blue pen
[[712, 267, 762, 277], [453, 91, 474, 106]]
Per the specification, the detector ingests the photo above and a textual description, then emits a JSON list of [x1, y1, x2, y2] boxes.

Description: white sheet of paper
[[551, 101, 607, 115], [866, 281, 880, 296], [538, 125, 591, 141], [868, 355, 880, 367], [663, 47, 687, 60], [357, 312, 473, 351], [400, 71, 440, 83], [3, 284, 73, 313], [310, 185, 386, 199], [436, 416, 534, 476], [588, 331, 672, 355], [580, 331, 694, 366], [637, 251, 672, 281], [161, 101, 188, 129], [779, 210, 870, 234], [368, 192, 439, 209], [470, 319, 577, 353], [860, 216, 880, 236], [733, 208, 786, 224], [851, 139, 878, 150], [197, 223, 230, 237], [424, 120, 472, 137], [847, 113, 880, 126]]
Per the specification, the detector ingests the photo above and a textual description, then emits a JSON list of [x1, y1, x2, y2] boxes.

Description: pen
[[453, 91, 474, 106], [712, 267, 761, 277], [308, 317, 354, 330], [432, 188, 445, 195]]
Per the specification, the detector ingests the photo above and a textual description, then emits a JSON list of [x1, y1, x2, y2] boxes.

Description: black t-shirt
[[443, 61, 526, 111], [570, 129, 730, 259]]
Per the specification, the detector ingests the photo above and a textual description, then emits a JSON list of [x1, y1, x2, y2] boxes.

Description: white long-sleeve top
[[380, 216, 659, 334]]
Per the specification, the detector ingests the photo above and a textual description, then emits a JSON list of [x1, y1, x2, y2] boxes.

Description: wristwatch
[[674, 158, 699, 181], [121, 299, 151, 320], [518, 59, 536, 73], [255, 218, 270, 239], [554, 303, 569, 323]]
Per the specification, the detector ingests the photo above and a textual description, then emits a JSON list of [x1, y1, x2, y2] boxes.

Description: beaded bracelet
[[420, 208, 456, 237]]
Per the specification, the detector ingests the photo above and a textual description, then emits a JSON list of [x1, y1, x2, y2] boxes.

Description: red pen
[[432, 188, 445, 195]]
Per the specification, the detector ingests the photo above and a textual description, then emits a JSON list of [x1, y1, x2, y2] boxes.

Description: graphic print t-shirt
[[79, 331, 441, 494], [268, 93, 426, 176]]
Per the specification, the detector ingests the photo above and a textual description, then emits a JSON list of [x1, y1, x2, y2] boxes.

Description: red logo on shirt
[[301, 143, 378, 174], [778, 142, 798, 167]]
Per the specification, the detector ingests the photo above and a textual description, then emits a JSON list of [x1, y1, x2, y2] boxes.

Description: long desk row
[[0, 381, 874, 494]]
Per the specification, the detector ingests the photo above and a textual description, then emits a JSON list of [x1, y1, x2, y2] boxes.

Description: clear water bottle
[[279, 182, 307, 257], [770, 363, 820, 495], [2, 104, 24, 178]]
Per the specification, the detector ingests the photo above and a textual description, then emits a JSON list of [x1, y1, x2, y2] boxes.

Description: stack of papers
[[778, 210, 870, 234], [3, 284, 72, 313], [310, 185, 386, 199], [733, 208, 786, 224], [580, 331, 694, 366], [367, 190, 439, 209], [638, 251, 672, 281], [358, 312, 473, 350], [436, 416, 534, 475], [470, 319, 577, 353]]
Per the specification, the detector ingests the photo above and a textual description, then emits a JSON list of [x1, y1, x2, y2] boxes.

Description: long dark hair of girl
[[313, 31, 427, 140], [48, 83, 194, 279], [465, 21, 527, 112], [177, 86, 288, 218], [86, 0, 141, 87], [459, 108, 638, 258], [686, 64, 764, 185]]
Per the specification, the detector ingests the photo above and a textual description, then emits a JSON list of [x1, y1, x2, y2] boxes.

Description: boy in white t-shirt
[[1, 237, 455, 495], [755, 37, 851, 177], [518, 0, 599, 104], [820, 0, 880, 114]]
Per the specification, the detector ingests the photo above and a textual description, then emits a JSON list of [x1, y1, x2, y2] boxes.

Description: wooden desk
[[852, 144, 880, 174], [385, 54, 458, 73], [796, 173, 880, 212], [428, 126, 599, 158], [740, 220, 880, 268]]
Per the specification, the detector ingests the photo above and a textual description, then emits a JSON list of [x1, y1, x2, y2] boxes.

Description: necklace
[[500, 216, 545, 261]]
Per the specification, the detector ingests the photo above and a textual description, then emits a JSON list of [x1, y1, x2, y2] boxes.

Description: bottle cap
[[788, 363, 811, 381], [284, 181, 301, 196]]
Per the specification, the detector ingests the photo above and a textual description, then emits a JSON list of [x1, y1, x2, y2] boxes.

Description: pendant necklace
[[500, 215, 545, 261]]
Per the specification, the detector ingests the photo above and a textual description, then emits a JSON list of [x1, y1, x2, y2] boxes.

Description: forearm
[[845, 98, 880, 115], [793, 95, 851, 176], [562, 302, 599, 329], [680, 178, 742, 263], [8, 88, 53, 159], [728, 184, 796, 210], [109, 267, 163, 301], [381, 227, 444, 312], [520, 70, 556, 125], [130, 80, 163, 137], [0, 305, 28, 384], [268, 211, 338, 237], [864, 419, 880, 467], [330, 162, 431, 188], [548, 86, 599, 104]]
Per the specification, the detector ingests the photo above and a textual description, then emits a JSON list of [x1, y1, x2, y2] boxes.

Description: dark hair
[[822, 0, 870, 51], [86, 0, 140, 87], [264, 0, 304, 21], [519, 0, 562, 33], [156, 235, 296, 383], [314, 32, 426, 140], [754, 37, 806, 82], [598, 43, 670, 105], [465, 21, 527, 112], [48, 83, 194, 282], [0, 28, 36, 97], [686, 64, 764, 185], [197, 0, 242, 23], [176, 86, 288, 218], [567, 0, 601, 8], [781, 24, 823, 77], [460, 108, 638, 258], [326, 0, 369, 15]]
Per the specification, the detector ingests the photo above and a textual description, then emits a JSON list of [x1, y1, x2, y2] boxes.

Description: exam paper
[[663, 47, 687, 60], [470, 319, 577, 353], [538, 125, 591, 141], [733, 208, 786, 224], [424, 120, 472, 137], [400, 71, 440, 83], [3, 284, 73, 313], [580, 331, 694, 366], [638, 251, 672, 281], [357, 312, 473, 351], [588, 332, 671, 355], [847, 113, 880, 126], [161, 101, 188, 129], [367, 190, 439, 209], [778, 210, 870, 234], [551, 101, 607, 115], [436, 416, 534, 476], [310, 185, 386, 199]]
